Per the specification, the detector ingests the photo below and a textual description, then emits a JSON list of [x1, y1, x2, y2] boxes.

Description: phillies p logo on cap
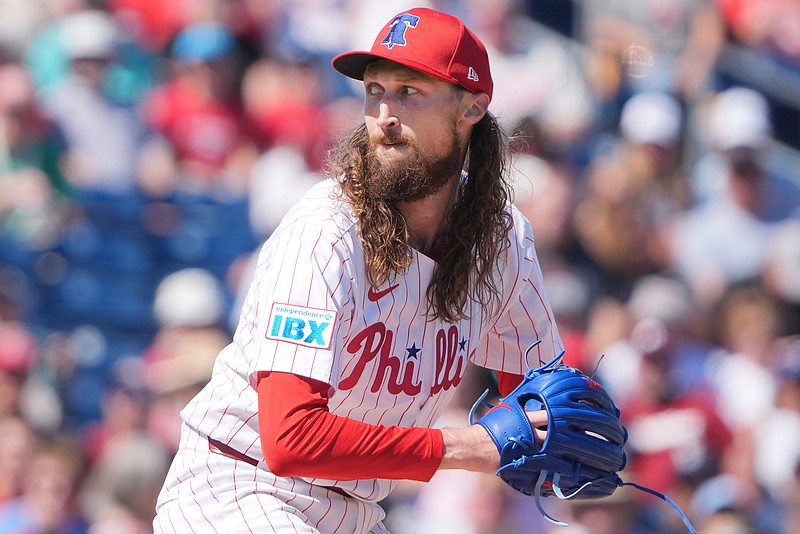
[[380, 13, 419, 49], [332, 8, 493, 101]]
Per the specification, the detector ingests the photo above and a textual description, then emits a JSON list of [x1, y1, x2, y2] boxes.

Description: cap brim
[[332, 50, 459, 87], [332, 51, 382, 81]]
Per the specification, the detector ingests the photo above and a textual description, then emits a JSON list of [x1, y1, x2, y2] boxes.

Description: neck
[[397, 174, 461, 252]]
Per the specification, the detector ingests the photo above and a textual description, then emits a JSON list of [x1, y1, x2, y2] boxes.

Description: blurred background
[[0, 0, 798, 532]]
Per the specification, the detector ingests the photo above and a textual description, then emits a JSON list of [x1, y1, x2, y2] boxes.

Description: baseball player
[[153, 8, 562, 533]]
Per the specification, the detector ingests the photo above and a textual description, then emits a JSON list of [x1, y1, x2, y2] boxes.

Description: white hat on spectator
[[154, 268, 224, 328], [627, 274, 693, 326], [60, 10, 118, 60], [706, 87, 772, 151], [620, 92, 682, 147]]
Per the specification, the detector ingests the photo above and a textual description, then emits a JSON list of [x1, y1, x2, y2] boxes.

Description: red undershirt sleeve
[[257, 371, 443, 482], [496, 370, 525, 396]]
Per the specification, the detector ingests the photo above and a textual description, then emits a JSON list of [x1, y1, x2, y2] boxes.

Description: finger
[[527, 409, 548, 427], [526, 410, 549, 444]]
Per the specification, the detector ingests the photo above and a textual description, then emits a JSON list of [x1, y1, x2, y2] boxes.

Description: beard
[[364, 129, 465, 202]]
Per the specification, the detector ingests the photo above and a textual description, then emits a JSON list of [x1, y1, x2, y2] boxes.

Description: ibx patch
[[266, 303, 337, 350]]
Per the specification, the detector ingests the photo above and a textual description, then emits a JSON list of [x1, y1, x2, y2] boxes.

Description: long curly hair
[[327, 111, 513, 323]]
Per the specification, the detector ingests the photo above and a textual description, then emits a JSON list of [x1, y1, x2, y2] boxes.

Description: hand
[[438, 409, 548, 473]]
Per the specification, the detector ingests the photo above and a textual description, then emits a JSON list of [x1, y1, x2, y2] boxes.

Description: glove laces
[[526, 467, 697, 533], [532, 470, 592, 527], [619, 480, 698, 534]]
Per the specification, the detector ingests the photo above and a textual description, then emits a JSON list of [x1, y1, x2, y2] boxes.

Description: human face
[[362, 61, 466, 201]]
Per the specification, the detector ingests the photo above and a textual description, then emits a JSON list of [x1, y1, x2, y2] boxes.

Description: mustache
[[371, 133, 412, 146]]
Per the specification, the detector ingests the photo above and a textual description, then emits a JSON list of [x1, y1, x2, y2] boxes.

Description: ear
[[460, 92, 490, 126]]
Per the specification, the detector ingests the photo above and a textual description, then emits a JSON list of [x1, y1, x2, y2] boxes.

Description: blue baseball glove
[[470, 353, 628, 526]]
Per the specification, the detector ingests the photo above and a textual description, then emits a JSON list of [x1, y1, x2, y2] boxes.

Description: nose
[[375, 101, 400, 132]]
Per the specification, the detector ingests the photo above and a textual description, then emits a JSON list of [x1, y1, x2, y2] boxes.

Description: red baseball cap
[[332, 8, 493, 101]]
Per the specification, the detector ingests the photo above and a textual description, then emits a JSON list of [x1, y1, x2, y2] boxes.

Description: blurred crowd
[[0, 0, 798, 533]]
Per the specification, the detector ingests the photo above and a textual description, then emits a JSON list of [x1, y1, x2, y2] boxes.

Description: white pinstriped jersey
[[170, 177, 562, 503]]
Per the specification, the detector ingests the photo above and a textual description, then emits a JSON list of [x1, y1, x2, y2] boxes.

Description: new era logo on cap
[[332, 8, 493, 101]]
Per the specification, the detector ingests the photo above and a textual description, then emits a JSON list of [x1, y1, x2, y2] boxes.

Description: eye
[[401, 86, 419, 96], [366, 84, 382, 97]]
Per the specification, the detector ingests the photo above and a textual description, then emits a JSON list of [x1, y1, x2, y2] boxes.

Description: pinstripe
[[156, 425, 388, 533], [326, 494, 349, 533]]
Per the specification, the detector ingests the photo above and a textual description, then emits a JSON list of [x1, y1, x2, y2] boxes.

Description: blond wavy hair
[[327, 112, 513, 322]]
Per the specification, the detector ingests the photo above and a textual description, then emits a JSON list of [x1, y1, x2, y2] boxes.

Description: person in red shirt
[[621, 318, 733, 527], [143, 22, 257, 194]]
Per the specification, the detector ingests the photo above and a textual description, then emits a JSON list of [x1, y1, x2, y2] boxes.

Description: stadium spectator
[[0, 415, 35, 504], [143, 21, 258, 197], [576, 0, 726, 102], [671, 88, 800, 307], [79, 431, 170, 534], [461, 0, 595, 146], [572, 92, 689, 301], [703, 281, 785, 491], [620, 317, 733, 531], [0, 60, 70, 262], [38, 9, 150, 194], [0, 433, 89, 534], [0, 321, 37, 418], [751, 338, 800, 500], [716, 0, 800, 67], [143, 268, 230, 453]]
